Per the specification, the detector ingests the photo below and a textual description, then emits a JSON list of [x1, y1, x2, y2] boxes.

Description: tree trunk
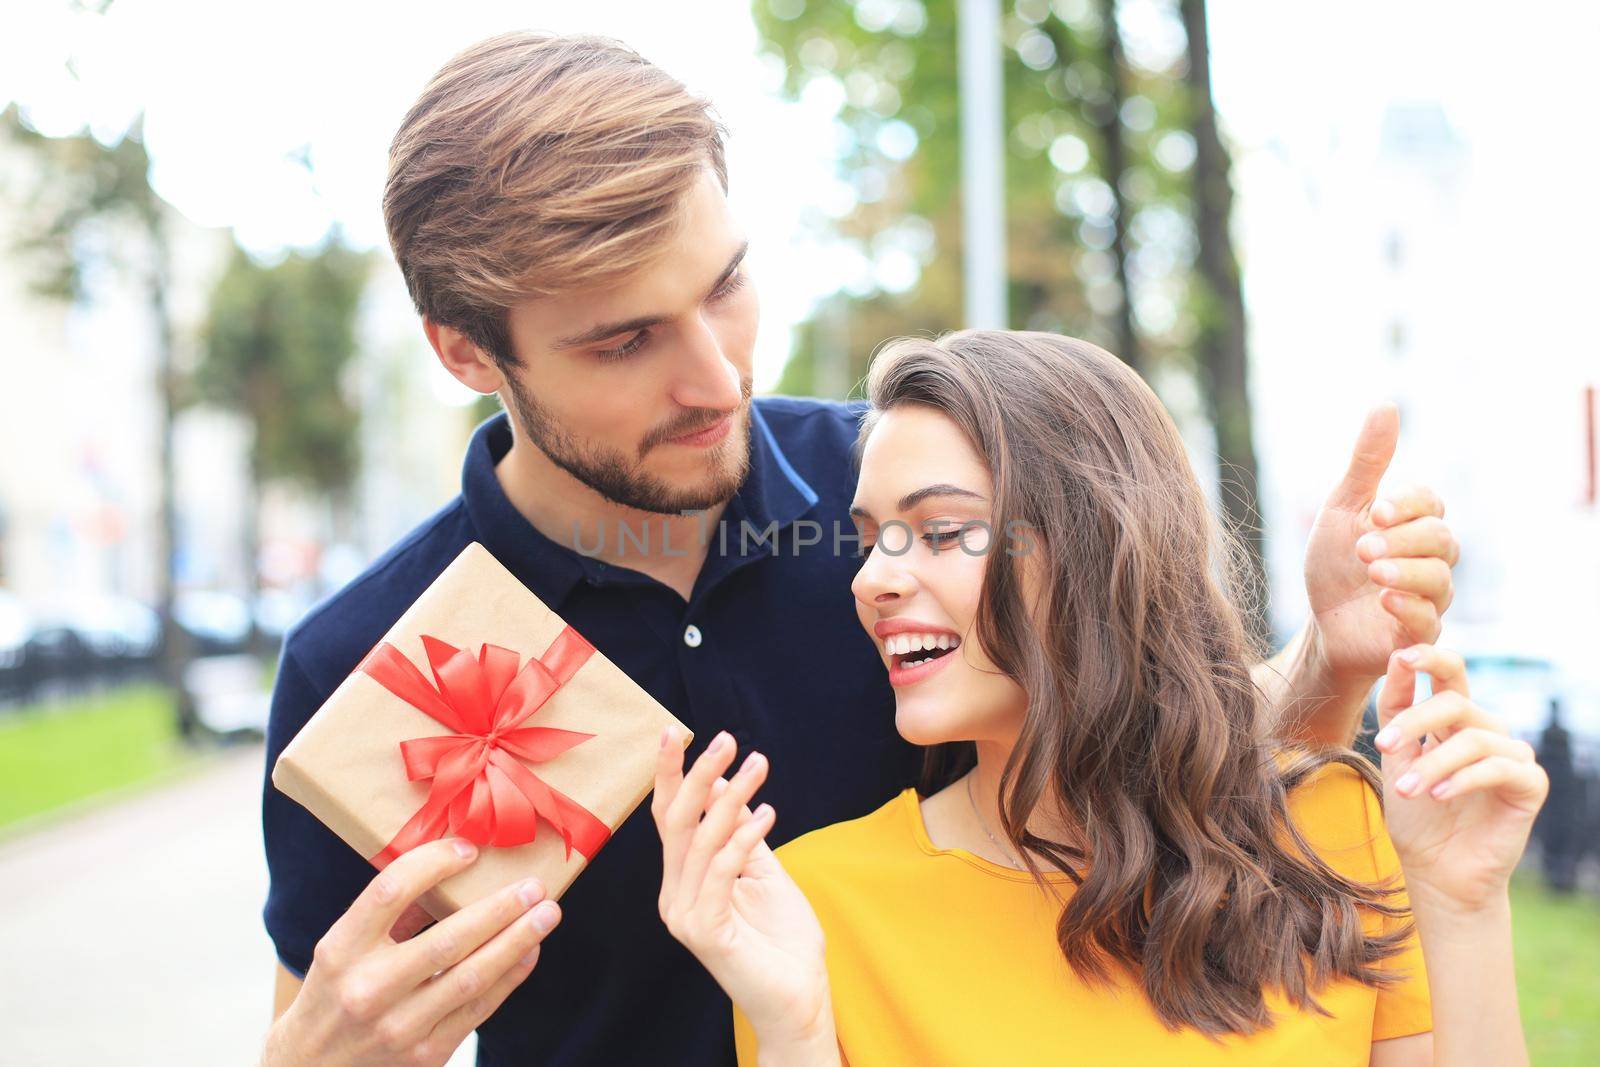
[[1180, 0, 1270, 643], [149, 226, 201, 741], [1094, 0, 1142, 375]]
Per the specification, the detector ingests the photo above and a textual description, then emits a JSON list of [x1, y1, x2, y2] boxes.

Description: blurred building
[[1239, 100, 1600, 705], [0, 136, 237, 611]]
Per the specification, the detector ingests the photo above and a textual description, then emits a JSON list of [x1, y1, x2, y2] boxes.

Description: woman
[[651, 331, 1545, 1066]]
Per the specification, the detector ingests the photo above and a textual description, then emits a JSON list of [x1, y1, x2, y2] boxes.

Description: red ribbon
[[357, 627, 612, 869]]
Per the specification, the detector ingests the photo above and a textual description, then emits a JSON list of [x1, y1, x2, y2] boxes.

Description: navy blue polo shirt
[[262, 396, 924, 1066]]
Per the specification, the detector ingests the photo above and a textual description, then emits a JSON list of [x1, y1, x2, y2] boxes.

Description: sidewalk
[[0, 743, 476, 1065]]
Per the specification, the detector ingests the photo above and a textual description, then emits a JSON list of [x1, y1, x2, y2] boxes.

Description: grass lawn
[[1512, 872, 1600, 1065], [0, 684, 211, 831]]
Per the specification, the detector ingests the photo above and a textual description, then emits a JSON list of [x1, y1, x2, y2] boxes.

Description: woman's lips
[[888, 646, 957, 688]]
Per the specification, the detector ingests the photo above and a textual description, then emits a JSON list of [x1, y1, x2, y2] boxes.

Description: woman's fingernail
[[1399, 647, 1421, 664], [738, 752, 764, 776], [453, 839, 477, 859], [708, 731, 730, 754], [1396, 771, 1420, 795], [660, 726, 671, 751], [1359, 534, 1387, 558], [517, 879, 544, 908], [1373, 500, 1396, 524], [1374, 726, 1398, 750], [1373, 561, 1399, 584], [1430, 779, 1452, 799]]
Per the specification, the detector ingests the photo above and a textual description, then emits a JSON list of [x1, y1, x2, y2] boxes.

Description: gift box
[[272, 541, 691, 921]]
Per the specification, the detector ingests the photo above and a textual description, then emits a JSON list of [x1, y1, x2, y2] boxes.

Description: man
[[260, 32, 1460, 1066]]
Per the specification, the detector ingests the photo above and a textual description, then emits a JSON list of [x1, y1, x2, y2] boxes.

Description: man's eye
[[595, 329, 650, 361], [709, 271, 747, 303]]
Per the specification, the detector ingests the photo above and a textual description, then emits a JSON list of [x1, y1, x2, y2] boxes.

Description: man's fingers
[[417, 900, 561, 1056], [1356, 515, 1458, 566], [1371, 484, 1445, 527], [332, 838, 480, 956], [1378, 589, 1441, 645], [388, 902, 436, 944], [1367, 556, 1453, 609], [1325, 402, 1398, 510], [388, 876, 550, 991]]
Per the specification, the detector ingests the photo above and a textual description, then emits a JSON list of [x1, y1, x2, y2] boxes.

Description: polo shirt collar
[[459, 403, 819, 605]]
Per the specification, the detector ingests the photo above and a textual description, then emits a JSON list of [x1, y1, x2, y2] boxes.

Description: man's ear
[[423, 316, 506, 395]]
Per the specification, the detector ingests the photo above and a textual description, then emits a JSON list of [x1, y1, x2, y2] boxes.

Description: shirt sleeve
[[1363, 779, 1434, 1042], [260, 644, 376, 978]]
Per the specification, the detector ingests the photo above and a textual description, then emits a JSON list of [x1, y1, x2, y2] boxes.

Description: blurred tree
[[1181, 0, 1266, 638], [756, 0, 1268, 636], [195, 236, 369, 641], [1, 105, 203, 739]]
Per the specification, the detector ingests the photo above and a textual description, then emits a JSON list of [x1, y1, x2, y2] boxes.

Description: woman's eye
[[922, 530, 963, 550], [595, 329, 650, 361], [855, 540, 875, 559]]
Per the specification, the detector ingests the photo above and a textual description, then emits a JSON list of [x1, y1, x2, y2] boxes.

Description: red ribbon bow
[[357, 627, 612, 869]]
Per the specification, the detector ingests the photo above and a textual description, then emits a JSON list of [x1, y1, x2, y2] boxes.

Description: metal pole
[[958, 0, 1007, 329]]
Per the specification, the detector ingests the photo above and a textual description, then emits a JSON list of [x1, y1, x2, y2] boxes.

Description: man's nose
[[671, 316, 743, 412]]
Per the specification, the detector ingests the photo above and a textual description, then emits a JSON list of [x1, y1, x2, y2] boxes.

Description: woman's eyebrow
[[848, 483, 987, 521]]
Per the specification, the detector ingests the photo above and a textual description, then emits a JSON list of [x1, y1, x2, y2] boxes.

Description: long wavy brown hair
[[858, 330, 1410, 1036]]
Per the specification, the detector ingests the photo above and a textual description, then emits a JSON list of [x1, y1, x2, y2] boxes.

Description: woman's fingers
[[651, 725, 694, 824], [1392, 727, 1525, 798], [676, 750, 770, 913], [655, 728, 735, 898], [694, 804, 777, 922], [1377, 645, 1469, 727], [1430, 753, 1549, 810], [1374, 689, 1489, 759]]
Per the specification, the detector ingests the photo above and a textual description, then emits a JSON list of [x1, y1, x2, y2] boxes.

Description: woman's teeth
[[886, 632, 959, 668]]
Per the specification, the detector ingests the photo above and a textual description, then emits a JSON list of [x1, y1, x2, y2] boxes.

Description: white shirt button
[[683, 624, 703, 648]]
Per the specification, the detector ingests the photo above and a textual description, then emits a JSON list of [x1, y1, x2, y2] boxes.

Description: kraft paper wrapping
[[272, 541, 692, 920]]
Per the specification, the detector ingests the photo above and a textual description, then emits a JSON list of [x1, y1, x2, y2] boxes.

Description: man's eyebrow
[[552, 241, 751, 351], [848, 483, 988, 521]]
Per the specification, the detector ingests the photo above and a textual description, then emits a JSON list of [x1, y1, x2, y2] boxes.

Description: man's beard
[[503, 374, 753, 516]]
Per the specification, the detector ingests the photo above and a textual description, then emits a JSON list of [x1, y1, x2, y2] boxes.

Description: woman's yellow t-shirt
[[734, 762, 1431, 1066]]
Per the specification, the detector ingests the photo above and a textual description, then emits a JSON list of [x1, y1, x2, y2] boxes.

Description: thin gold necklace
[[965, 770, 1025, 870]]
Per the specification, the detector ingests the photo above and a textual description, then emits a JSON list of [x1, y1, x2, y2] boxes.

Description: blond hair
[[383, 31, 728, 365]]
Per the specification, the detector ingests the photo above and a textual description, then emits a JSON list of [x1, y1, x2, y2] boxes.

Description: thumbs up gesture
[[1302, 403, 1460, 683]]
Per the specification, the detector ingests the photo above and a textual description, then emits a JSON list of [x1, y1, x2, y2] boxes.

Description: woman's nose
[[851, 547, 916, 605]]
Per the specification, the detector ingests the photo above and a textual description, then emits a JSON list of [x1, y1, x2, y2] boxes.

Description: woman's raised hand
[[1374, 645, 1549, 912], [652, 727, 836, 1050]]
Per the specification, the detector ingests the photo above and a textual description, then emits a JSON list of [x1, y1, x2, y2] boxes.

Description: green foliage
[[751, 0, 1199, 395], [1, 104, 164, 301], [195, 236, 370, 495]]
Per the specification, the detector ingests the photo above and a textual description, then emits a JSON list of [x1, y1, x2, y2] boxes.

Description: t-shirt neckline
[[897, 787, 1077, 884]]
